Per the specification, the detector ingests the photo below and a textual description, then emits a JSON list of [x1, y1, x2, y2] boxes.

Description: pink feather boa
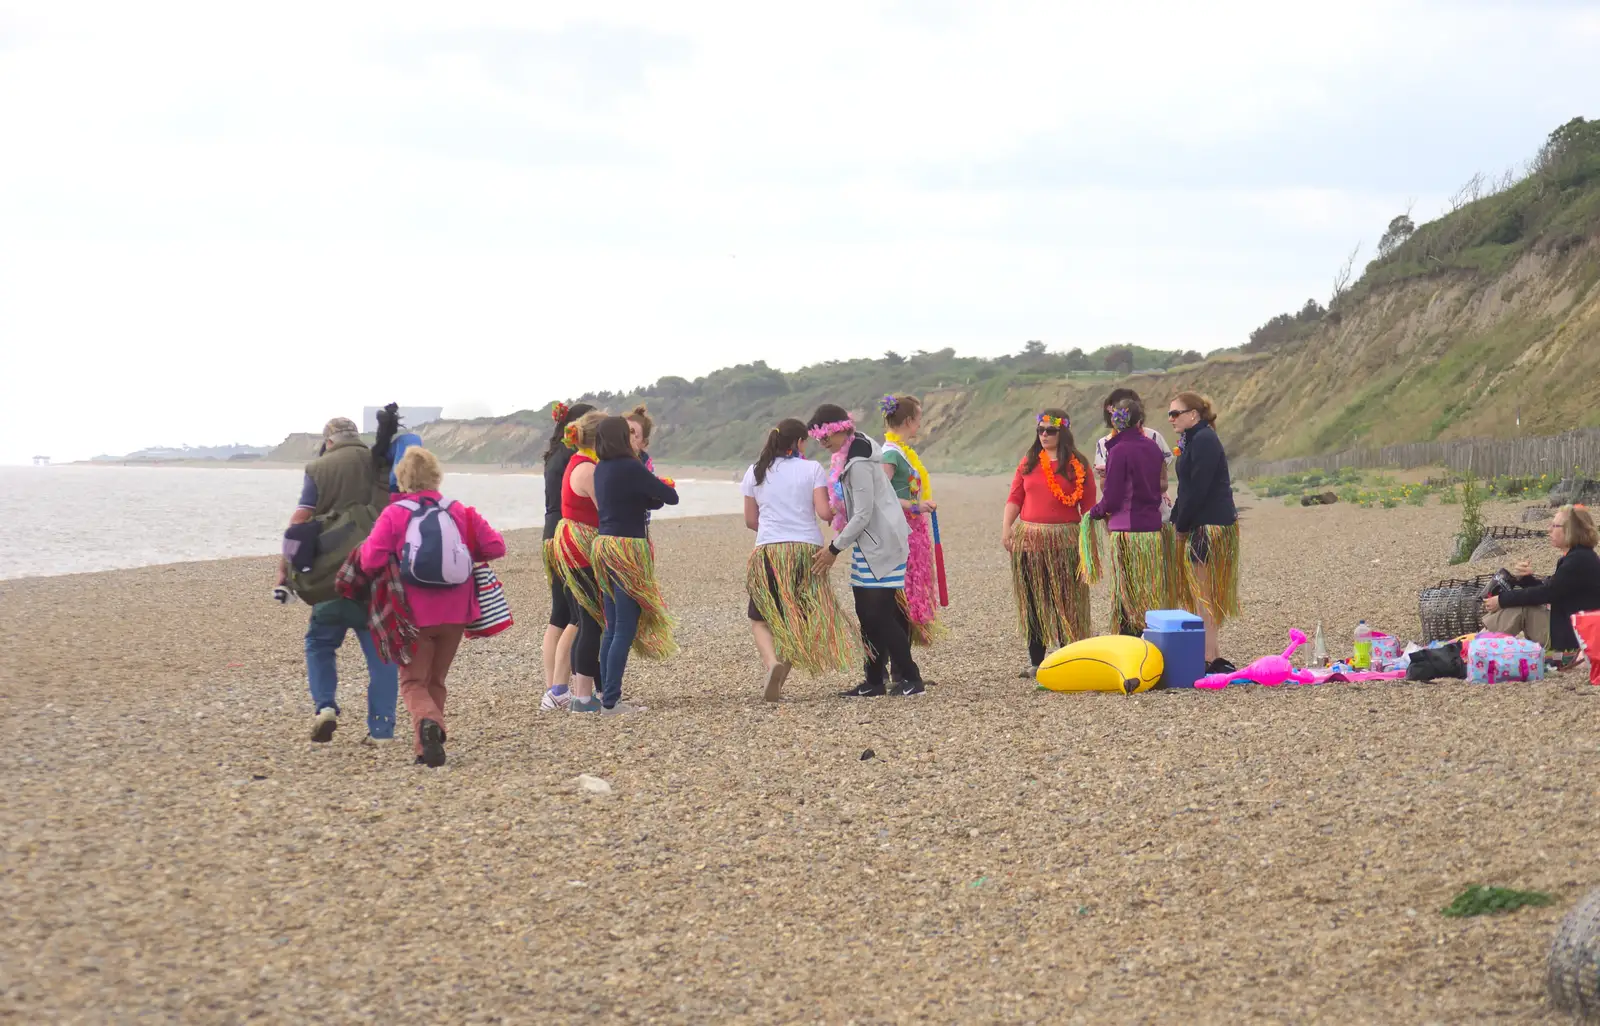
[[827, 445, 849, 532]]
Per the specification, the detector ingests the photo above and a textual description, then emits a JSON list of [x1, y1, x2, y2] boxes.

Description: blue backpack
[[395, 497, 473, 587]]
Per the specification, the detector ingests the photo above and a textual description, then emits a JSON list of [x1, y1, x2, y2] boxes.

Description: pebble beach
[[2, 473, 1592, 1024]]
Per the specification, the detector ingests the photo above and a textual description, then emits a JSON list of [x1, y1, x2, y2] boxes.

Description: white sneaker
[[600, 701, 648, 716], [540, 688, 573, 712], [310, 707, 338, 743], [360, 734, 395, 747]]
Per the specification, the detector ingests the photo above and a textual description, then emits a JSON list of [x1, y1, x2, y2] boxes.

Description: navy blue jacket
[[1171, 422, 1237, 533], [595, 457, 679, 539]]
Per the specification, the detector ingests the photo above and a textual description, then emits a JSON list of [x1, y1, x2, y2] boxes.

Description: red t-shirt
[[1007, 453, 1097, 524]]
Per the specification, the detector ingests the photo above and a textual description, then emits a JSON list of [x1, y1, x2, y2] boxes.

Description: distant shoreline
[[65, 458, 744, 480]]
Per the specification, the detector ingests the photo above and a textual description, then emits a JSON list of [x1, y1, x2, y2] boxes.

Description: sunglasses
[[1167, 409, 1192, 420], [1037, 426, 1060, 435]]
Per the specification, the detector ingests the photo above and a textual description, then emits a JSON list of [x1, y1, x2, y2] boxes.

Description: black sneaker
[[839, 682, 887, 698], [417, 719, 447, 767], [892, 680, 927, 696], [1206, 658, 1237, 676]]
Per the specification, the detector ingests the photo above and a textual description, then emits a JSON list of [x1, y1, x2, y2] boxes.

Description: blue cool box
[[1143, 609, 1206, 689]]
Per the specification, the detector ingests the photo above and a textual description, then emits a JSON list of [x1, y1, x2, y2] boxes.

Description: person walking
[[276, 416, 399, 744], [808, 404, 924, 698], [358, 447, 505, 766], [742, 418, 858, 700]]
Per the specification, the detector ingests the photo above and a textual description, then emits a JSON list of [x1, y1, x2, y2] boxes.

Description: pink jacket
[[359, 491, 507, 628]]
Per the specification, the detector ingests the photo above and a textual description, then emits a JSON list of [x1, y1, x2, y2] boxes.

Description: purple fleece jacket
[[1091, 430, 1166, 532]]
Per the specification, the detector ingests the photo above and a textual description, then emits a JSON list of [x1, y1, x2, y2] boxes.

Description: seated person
[[1483, 504, 1600, 664]]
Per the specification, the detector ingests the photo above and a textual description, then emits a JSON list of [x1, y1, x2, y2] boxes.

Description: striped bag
[[466, 562, 513, 639]]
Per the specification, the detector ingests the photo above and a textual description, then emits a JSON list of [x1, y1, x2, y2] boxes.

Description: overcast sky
[[1, 1, 1595, 463]]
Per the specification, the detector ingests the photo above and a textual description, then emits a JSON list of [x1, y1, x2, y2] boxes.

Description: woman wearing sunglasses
[[1002, 409, 1098, 676], [1168, 392, 1238, 673]]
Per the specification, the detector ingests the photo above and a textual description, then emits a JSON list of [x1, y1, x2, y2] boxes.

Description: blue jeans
[[599, 582, 642, 709], [304, 620, 400, 738]]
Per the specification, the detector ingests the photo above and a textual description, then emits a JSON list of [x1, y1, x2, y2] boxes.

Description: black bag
[[1406, 646, 1467, 680]]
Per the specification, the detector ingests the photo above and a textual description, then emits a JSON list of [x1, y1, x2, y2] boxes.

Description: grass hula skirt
[[1104, 530, 1167, 634], [592, 535, 679, 661], [1010, 520, 1092, 649], [541, 537, 560, 582], [1184, 523, 1242, 624], [553, 519, 603, 624], [746, 543, 859, 674], [900, 509, 945, 647]]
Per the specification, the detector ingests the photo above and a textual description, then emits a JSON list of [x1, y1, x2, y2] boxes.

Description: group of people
[[1003, 388, 1241, 677]]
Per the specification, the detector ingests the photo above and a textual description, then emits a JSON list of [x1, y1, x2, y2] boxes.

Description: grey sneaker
[[570, 695, 604, 713], [310, 707, 338, 743], [763, 662, 792, 702], [600, 702, 648, 716], [1018, 665, 1039, 679]]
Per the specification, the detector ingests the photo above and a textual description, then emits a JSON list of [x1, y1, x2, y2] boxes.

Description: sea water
[[0, 465, 739, 580]]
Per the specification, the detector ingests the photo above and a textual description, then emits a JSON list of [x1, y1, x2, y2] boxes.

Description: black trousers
[[566, 568, 604, 680], [854, 587, 920, 688]]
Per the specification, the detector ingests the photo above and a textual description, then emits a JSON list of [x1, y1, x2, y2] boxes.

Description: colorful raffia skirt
[[1183, 522, 1242, 624], [1010, 520, 1091, 649], [592, 535, 678, 660], [746, 542, 859, 674], [553, 519, 603, 624], [1105, 530, 1167, 634], [900, 509, 945, 647], [542, 537, 560, 581]]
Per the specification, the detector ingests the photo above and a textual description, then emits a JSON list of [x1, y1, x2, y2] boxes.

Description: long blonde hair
[[1560, 504, 1599, 549]]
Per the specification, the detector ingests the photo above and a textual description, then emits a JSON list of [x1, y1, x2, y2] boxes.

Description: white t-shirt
[[741, 457, 828, 547], [1094, 427, 1174, 472]]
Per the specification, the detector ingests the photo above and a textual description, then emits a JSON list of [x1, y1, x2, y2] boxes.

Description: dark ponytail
[[371, 403, 401, 473], [754, 419, 808, 485], [542, 401, 596, 461]]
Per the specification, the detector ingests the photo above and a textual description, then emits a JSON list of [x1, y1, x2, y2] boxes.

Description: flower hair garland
[[563, 422, 581, 448], [878, 395, 899, 416], [1109, 406, 1133, 431], [551, 401, 570, 423], [1037, 413, 1067, 430], [808, 418, 854, 441]]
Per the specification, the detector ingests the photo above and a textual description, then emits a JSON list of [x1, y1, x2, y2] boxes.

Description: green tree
[[1102, 346, 1134, 374], [883, 350, 905, 365], [1377, 214, 1416, 259]]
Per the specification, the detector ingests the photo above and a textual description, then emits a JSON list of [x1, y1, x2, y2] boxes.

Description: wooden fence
[[1234, 428, 1600, 480]]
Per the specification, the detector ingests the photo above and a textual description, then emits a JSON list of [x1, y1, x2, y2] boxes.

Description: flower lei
[[809, 418, 854, 441], [883, 430, 931, 502], [1038, 448, 1085, 509], [576, 447, 597, 462]]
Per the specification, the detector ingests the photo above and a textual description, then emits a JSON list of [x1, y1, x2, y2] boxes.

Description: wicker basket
[[1418, 574, 1494, 644], [1548, 887, 1600, 1020]]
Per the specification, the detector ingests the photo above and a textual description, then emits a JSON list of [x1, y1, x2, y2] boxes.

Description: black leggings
[[566, 568, 604, 680], [549, 573, 574, 630], [854, 587, 920, 689]]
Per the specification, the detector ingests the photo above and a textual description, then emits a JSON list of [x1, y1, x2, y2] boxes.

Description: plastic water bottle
[[1353, 620, 1373, 670], [1311, 622, 1327, 668]]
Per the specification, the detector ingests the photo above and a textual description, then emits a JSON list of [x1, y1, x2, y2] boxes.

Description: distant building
[[32, 455, 49, 465], [363, 406, 444, 434]]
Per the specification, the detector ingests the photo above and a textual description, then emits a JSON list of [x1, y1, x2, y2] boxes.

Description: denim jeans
[[304, 620, 400, 738], [598, 582, 642, 709]]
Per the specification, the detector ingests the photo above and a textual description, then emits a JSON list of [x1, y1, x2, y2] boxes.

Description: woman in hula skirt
[[591, 415, 680, 713], [808, 404, 924, 698], [553, 410, 608, 711], [1169, 391, 1239, 673], [741, 418, 859, 700], [1002, 408, 1098, 676], [539, 400, 594, 711], [879, 394, 944, 650], [1085, 398, 1170, 636]]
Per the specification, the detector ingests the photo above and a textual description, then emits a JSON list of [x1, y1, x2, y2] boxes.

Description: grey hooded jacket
[[829, 433, 910, 580]]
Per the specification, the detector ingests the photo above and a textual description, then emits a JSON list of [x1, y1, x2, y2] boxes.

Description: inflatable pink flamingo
[[1194, 629, 1316, 689]]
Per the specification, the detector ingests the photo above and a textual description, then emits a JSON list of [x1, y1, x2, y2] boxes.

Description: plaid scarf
[[335, 549, 418, 665]]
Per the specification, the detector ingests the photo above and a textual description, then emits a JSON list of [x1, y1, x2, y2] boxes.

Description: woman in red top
[[552, 410, 607, 710], [1002, 408, 1097, 675]]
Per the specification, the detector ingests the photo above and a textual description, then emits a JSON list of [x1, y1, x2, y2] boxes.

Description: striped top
[[850, 545, 906, 589]]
